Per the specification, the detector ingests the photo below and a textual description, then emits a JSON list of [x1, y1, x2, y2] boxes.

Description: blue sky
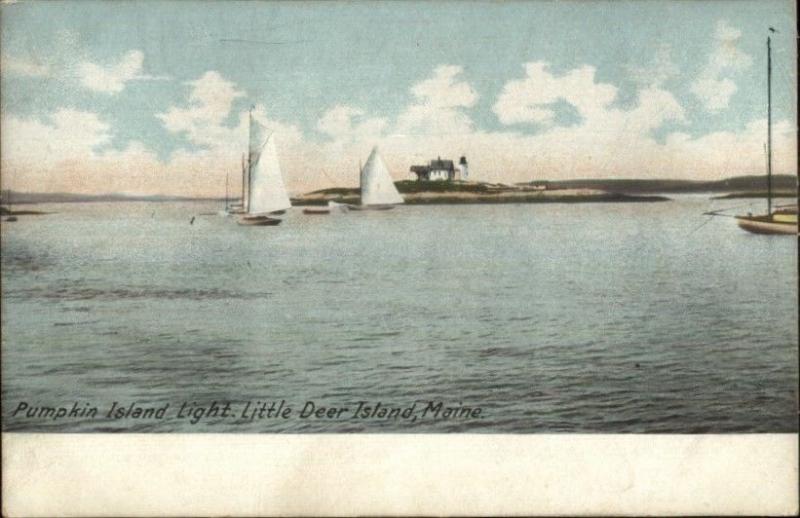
[[1, 0, 796, 195]]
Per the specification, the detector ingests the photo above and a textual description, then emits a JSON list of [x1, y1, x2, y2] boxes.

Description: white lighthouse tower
[[457, 156, 469, 180]]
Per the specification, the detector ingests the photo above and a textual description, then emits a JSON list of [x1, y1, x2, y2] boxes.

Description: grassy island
[[0, 206, 49, 216], [711, 190, 798, 200], [291, 180, 670, 206]]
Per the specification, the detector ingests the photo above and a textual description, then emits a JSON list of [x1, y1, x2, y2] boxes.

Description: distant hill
[[0, 191, 223, 204], [527, 175, 797, 194], [2, 175, 796, 205]]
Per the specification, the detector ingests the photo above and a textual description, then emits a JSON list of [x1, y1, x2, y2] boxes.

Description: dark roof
[[410, 157, 458, 172], [429, 159, 454, 170]]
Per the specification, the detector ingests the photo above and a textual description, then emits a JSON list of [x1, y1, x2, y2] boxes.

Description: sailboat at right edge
[[735, 31, 798, 235]]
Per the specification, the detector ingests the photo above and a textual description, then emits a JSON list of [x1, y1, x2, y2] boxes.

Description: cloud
[[493, 62, 617, 126], [77, 50, 168, 94], [1, 70, 305, 196], [627, 44, 679, 88], [154, 70, 306, 191], [2, 57, 795, 198], [2, 109, 111, 168], [157, 71, 246, 147], [1, 55, 50, 77], [0, 108, 153, 193], [492, 61, 684, 138], [691, 20, 753, 112], [317, 105, 388, 143], [157, 71, 302, 152], [396, 65, 478, 135]]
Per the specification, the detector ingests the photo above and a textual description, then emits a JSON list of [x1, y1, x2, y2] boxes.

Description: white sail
[[360, 147, 404, 206], [249, 115, 268, 167], [248, 133, 292, 214]]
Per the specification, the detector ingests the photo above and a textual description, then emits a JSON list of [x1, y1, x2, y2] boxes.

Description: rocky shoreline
[[292, 182, 670, 206]]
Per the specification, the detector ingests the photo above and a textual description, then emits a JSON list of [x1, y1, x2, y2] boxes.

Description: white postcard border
[[2, 433, 798, 516]]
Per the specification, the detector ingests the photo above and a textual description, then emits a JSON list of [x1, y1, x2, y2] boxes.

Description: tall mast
[[247, 106, 254, 212], [767, 35, 772, 215], [240, 153, 246, 207], [225, 171, 230, 210]]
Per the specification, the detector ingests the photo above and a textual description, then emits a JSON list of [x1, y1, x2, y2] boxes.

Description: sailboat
[[217, 170, 233, 217], [302, 200, 350, 215], [238, 112, 292, 226], [348, 146, 404, 210], [735, 32, 798, 235], [226, 154, 247, 215], [3, 190, 18, 222]]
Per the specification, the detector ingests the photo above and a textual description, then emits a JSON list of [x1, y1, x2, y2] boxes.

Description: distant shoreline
[[2, 174, 795, 205], [291, 189, 670, 205], [711, 191, 798, 200], [0, 207, 50, 216]]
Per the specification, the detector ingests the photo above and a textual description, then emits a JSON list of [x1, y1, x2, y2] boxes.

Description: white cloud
[[492, 61, 684, 138], [0, 108, 153, 193], [77, 50, 168, 94], [1, 70, 305, 196], [627, 44, 679, 88], [2, 109, 111, 168], [154, 70, 305, 192], [396, 65, 478, 135], [493, 62, 617, 126], [157, 71, 302, 153], [317, 105, 387, 143], [691, 20, 753, 112], [1, 55, 50, 77], [2, 58, 795, 198], [157, 71, 246, 147]]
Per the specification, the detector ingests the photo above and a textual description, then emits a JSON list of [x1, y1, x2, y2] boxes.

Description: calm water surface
[[1, 196, 797, 432]]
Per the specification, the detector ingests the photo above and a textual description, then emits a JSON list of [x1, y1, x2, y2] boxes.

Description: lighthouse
[[458, 156, 469, 180]]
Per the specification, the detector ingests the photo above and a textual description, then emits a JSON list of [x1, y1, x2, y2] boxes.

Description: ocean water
[[1, 196, 797, 433]]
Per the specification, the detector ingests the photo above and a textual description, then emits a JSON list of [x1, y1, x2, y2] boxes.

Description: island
[[0, 206, 49, 216], [291, 180, 671, 206]]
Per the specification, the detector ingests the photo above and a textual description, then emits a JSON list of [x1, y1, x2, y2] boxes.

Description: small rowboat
[[303, 207, 330, 215], [346, 204, 394, 211], [303, 201, 349, 215], [238, 215, 282, 226]]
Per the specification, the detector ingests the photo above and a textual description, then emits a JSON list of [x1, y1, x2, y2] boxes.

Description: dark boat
[[303, 207, 330, 215], [237, 215, 282, 226], [346, 204, 394, 211]]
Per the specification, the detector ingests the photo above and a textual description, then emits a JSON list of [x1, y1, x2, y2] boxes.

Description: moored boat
[[303, 206, 330, 215], [348, 147, 404, 210], [346, 204, 394, 211], [735, 32, 798, 236], [3, 191, 19, 222], [303, 200, 349, 215], [237, 110, 292, 226], [238, 215, 282, 226], [736, 206, 797, 234]]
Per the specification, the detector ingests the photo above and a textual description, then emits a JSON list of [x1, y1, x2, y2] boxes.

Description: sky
[[0, 0, 796, 196]]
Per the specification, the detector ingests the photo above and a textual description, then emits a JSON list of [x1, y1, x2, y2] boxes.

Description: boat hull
[[237, 215, 282, 226], [303, 208, 330, 215], [347, 204, 395, 211], [735, 215, 797, 235]]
